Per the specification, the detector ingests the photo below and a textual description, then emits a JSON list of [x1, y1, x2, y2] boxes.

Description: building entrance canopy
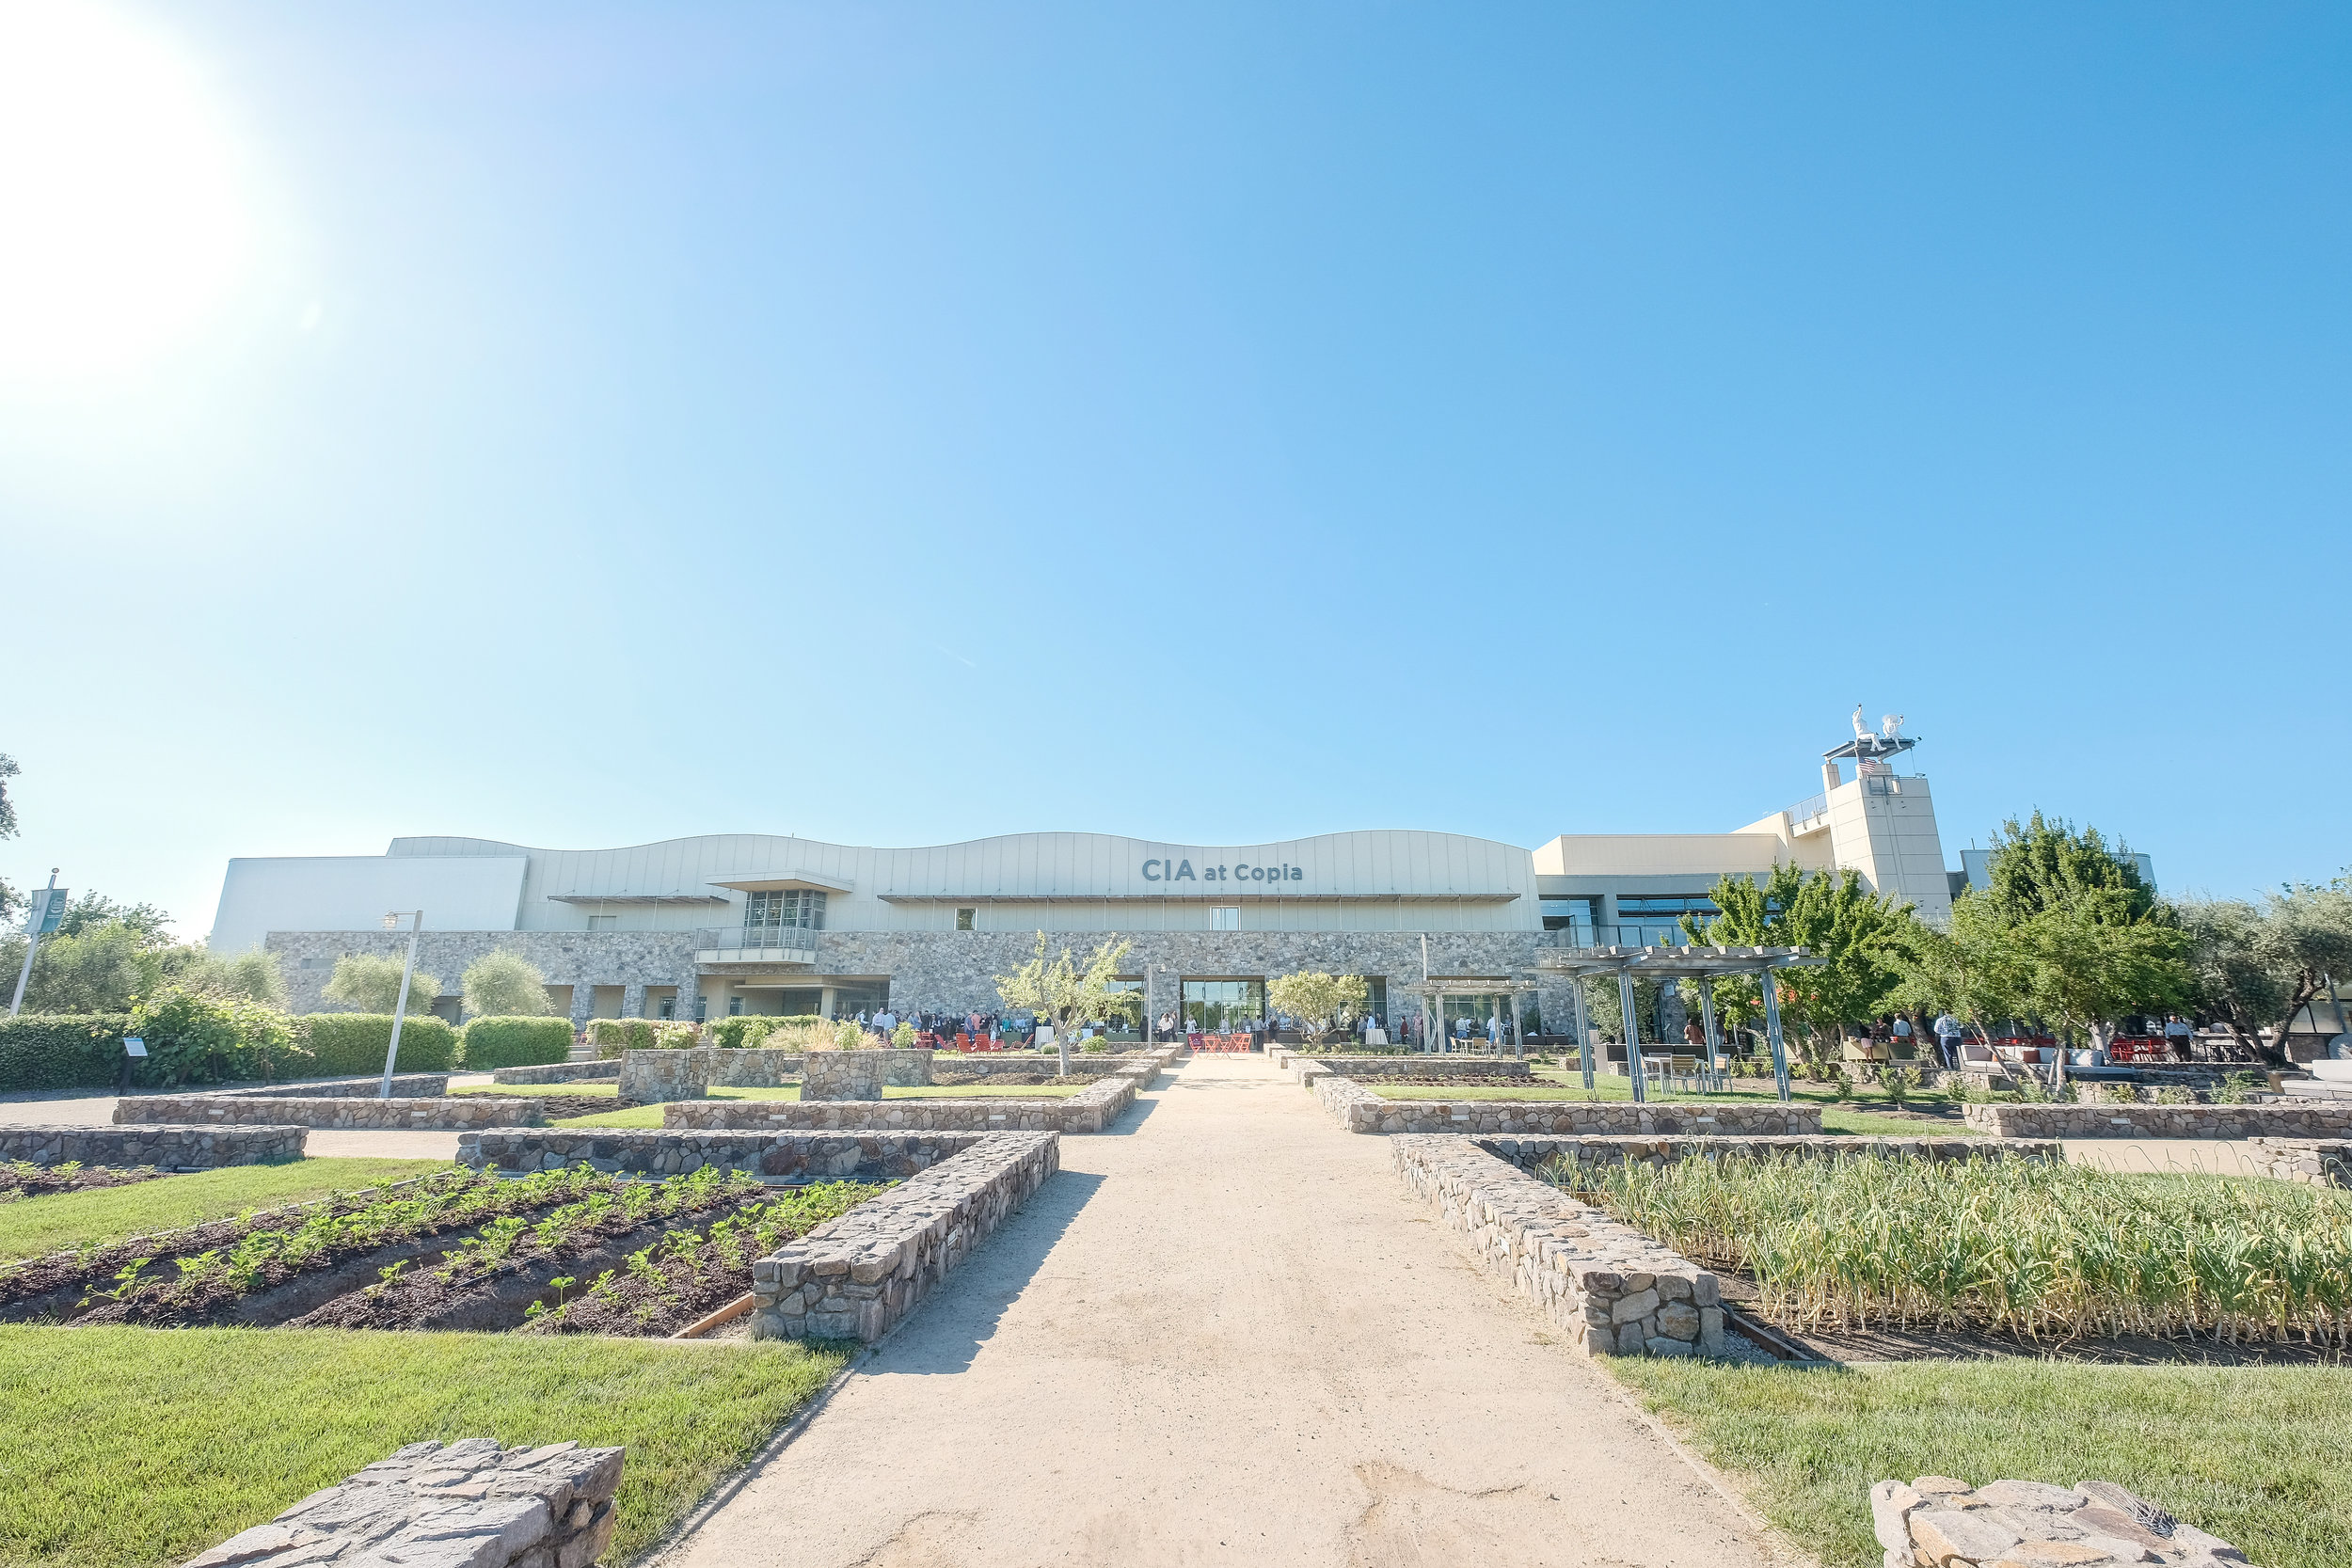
[[1536, 945, 1824, 1102]]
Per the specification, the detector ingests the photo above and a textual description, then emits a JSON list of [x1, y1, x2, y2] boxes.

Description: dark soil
[[285, 1180, 771, 1332], [53, 1169, 677, 1329], [1713, 1269, 2348, 1367], [513, 1093, 644, 1119], [1366, 1075, 1539, 1087], [0, 1164, 169, 1202]]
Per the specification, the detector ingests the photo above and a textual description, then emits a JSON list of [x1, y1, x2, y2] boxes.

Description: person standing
[[1931, 1011, 1962, 1069], [1890, 1013, 1914, 1059]]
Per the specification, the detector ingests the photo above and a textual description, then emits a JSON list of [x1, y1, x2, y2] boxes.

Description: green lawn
[[451, 1082, 622, 1097], [0, 1158, 453, 1261], [0, 1324, 845, 1568], [1608, 1359, 2352, 1568], [552, 1081, 1096, 1129]]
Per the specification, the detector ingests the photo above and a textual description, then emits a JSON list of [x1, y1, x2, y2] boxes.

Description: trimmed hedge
[[460, 1016, 575, 1070], [300, 1013, 458, 1077], [586, 1020, 701, 1057], [0, 1013, 141, 1092]]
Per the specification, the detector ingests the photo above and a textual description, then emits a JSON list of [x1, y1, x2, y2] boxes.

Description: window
[[744, 889, 825, 932], [1182, 978, 1264, 1031], [1211, 906, 1240, 930], [587, 914, 617, 931], [955, 907, 977, 931]]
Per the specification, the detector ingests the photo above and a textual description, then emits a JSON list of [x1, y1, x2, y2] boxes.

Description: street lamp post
[[8, 869, 65, 1020], [379, 911, 423, 1100]]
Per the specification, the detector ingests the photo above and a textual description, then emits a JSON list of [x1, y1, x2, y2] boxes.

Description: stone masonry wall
[[119, 1094, 544, 1131], [460, 1128, 1005, 1183], [1266, 1051, 1533, 1079], [617, 1049, 708, 1104], [490, 1060, 620, 1085], [1, 1122, 307, 1168], [1299, 1063, 1820, 1136], [1475, 1132, 2061, 1175], [801, 1048, 933, 1101], [2243, 1137, 2352, 1188], [1963, 1100, 2352, 1139], [181, 1438, 623, 1568], [1391, 1134, 1725, 1357], [224, 1074, 451, 1099], [709, 1049, 801, 1087], [667, 1051, 1168, 1136], [751, 1131, 1059, 1341], [1873, 1476, 2248, 1568], [266, 927, 1586, 1034]]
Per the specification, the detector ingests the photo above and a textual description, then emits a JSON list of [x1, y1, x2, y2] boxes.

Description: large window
[[744, 889, 825, 933], [1183, 978, 1263, 1032]]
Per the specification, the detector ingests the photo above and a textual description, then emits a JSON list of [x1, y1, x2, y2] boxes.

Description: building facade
[[217, 723, 1964, 1036]]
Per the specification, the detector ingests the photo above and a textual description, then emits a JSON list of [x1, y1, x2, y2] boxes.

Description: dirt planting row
[[1, 1161, 169, 1202]]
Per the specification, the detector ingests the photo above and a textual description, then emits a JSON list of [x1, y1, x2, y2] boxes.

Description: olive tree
[[994, 932, 1140, 1075], [324, 953, 442, 1015], [462, 951, 552, 1018], [2176, 885, 2352, 1063], [1267, 971, 1369, 1048]]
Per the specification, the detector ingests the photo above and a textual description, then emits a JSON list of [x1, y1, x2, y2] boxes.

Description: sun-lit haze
[[0, 0, 257, 384], [3, 3, 2348, 943]]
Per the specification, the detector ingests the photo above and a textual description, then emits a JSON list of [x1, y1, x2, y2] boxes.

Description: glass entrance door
[[1182, 978, 1264, 1033]]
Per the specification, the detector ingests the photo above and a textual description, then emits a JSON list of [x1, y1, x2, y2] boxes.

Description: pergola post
[[1698, 975, 1723, 1088], [1571, 979, 1595, 1090], [1760, 963, 1791, 1103], [1618, 966, 1645, 1103]]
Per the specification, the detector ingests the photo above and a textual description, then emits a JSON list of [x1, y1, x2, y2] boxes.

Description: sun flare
[[0, 0, 255, 382]]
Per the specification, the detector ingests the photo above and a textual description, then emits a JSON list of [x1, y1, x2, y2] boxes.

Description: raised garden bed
[[0, 1160, 167, 1202], [1542, 1148, 2352, 1354], [294, 1170, 877, 1335]]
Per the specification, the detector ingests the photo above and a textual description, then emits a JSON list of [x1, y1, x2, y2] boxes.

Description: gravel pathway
[[657, 1052, 1780, 1568]]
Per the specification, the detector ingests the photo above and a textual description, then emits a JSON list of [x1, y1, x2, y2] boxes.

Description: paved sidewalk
[[0, 1091, 460, 1159], [659, 1053, 1777, 1568]]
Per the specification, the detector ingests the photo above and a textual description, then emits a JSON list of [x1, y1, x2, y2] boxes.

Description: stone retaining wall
[[460, 1127, 1005, 1182], [802, 1047, 934, 1101], [617, 1049, 708, 1104], [751, 1131, 1058, 1341], [1873, 1475, 2246, 1568], [1302, 1065, 1821, 1136], [666, 1054, 1163, 1136], [0, 1122, 306, 1168], [2243, 1137, 2352, 1188], [1475, 1132, 2059, 1174], [489, 1060, 620, 1085], [1390, 1134, 1725, 1357], [1268, 1051, 1532, 1079], [118, 1095, 544, 1131], [221, 1074, 452, 1098], [710, 1048, 801, 1087], [181, 1438, 622, 1568], [1962, 1099, 2352, 1139]]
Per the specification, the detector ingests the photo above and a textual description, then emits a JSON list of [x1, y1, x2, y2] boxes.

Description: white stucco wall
[[210, 856, 527, 954]]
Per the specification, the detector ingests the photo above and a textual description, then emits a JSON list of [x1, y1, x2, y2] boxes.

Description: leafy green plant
[[300, 1013, 457, 1076], [1543, 1150, 2352, 1344], [133, 988, 307, 1085], [459, 1016, 573, 1069]]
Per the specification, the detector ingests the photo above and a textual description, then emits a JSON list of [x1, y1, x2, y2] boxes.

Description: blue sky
[[5, 1, 2348, 941]]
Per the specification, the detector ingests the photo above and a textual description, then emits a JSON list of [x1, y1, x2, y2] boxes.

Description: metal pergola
[[1401, 977, 1543, 1059], [1536, 945, 1826, 1103]]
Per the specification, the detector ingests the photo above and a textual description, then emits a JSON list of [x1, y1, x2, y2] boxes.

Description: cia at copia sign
[[1139, 859, 1303, 885]]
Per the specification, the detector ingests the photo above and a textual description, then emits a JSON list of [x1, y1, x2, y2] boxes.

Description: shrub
[[710, 1017, 777, 1050], [460, 1016, 574, 1070], [461, 952, 552, 1018], [301, 1013, 458, 1077], [0, 1013, 139, 1092], [1883, 1067, 1912, 1104], [134, 987, 309, 1085], [890, 1021, 917, 1049], [2157, 1085, 2197, 1106], [587, 1020, 700, 1057]]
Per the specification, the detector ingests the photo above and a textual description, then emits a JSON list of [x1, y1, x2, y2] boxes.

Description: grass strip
[[0, 1159, 452, 1262], [0, 1323, 844, 1568], [1607, 1358, 2352, 1568]]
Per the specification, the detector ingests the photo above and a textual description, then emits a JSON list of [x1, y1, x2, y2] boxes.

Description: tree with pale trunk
[[324, 953, 442, 1015], [993, 932, 1139, 1075], [1267, 971, 1369, 1048]]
